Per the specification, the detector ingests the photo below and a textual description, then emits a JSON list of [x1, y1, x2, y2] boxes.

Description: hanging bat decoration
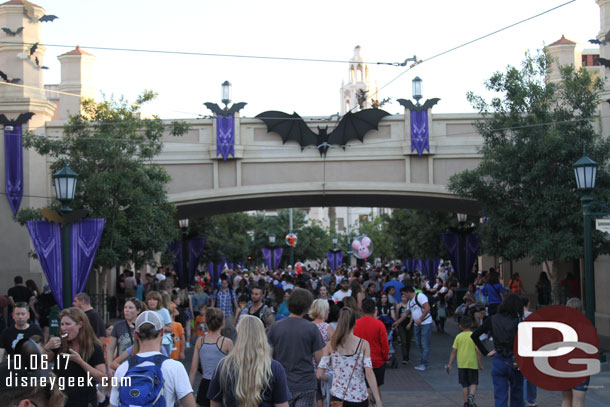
[[0, 112, 35, 126], [598, 57, 610, 69], [41, 208, 91, 225], [204, 102, 248, 117], [256, 108, 390, 157], [397, 98, 441, 113], [2, 27, 24, 36], [0, 70, 22, 84], [39, 15, 58, 23], [590, 39, 607, 45], [28, 42, 39, 56], [34, 56, 48, 69]]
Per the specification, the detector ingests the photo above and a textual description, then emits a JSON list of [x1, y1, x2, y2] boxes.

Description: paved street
[[178, 316, 610, 406]]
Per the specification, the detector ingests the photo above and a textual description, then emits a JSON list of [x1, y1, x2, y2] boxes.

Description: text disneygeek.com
[[5, 373, 131, 391]]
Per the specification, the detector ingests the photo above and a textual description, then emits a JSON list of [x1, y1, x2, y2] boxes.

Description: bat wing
[[1, 28, 11, 35], [599, 57, 610, 68], [397, 98, 417, 111], [0, 70, 7, 81], [204, 102, 223, 115], [39, 15, 58, 22], [0, 114, 11, 126], [16, 27, 23, 35], [422, 98, 441, 110], [327, 108, 390, 146], [63, 209, 91, 224], [41, 209, 64, 225], [255, 111, 318, 148], [227, 102, 247, 116], [15, 112, 35, 125]]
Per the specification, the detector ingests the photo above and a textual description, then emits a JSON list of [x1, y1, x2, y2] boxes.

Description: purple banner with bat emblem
[[410, 110, 429, 157], [70, 219, 105, 297], [217, 115, 235, 161], [4, 124, 23, 215], [26, 220, 63, 308]]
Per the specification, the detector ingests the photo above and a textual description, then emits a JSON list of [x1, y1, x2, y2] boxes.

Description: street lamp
[[412, 76, 423, 104], [269, 233, 276, 270], [330, 236, 341, 271], [179, 219, 189, 288], [454, 213, 474, 286], [332, 236, 338, 248], [53, 167, 78, 213], [573, 153, 600, 324], [53, 167, 78, 308], [221, 80, 232, 108]]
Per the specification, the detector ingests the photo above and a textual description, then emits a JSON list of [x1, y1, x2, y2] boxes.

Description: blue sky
[[32, 0, 600, 119]]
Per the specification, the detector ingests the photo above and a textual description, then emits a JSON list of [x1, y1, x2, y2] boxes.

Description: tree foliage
[[386, 209, 454, 260], [449, 51, 610, 282], [21, 91, 189, 269]]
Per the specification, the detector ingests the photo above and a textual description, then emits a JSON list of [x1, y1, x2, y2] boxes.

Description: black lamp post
[[269, 233, 276, 271], [179, 219, 189, 288], [204, 80, 247, 117], [53, 167, 78, 308], [573, 153, 601, 325]]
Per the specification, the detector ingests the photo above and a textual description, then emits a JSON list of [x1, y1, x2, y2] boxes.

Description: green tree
[[449, 51, 610, 302], [188, 213, 255, 266], [21, 92, 189, 272], [387, 209, 454, 260]]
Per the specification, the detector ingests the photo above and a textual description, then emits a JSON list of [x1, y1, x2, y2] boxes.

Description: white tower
[[340, 46, 372, 114]]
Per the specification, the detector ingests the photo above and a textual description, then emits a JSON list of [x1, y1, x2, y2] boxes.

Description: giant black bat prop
[[397, 98, 440, 113], [256, 108, 389, 156], [0, 112, 35, 127]]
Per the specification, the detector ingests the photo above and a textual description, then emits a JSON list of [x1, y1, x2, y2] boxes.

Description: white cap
[[135, 311, 163, 332]]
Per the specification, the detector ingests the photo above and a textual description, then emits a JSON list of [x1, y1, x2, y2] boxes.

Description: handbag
[[330, 339, 363, 407]]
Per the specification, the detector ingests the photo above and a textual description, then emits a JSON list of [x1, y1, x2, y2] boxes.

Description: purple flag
[[273, 248, 283, 270], [4, 124, 24, 215], [227, 263, 234, 270], [262, 248, 272, 270], [188, 238, 206, 285], [216, 115, 235, 161], [410, 110, 429, 157], [70, 219, 105, 297], [465, 234, 482, 284], [168, 240, 184, 284], [327, 251, 344, 271], [442, 232, 462, 284], [26, 220, 63, 307]]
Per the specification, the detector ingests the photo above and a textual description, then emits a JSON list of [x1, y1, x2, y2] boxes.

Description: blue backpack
[[119, 354, 167, 407]]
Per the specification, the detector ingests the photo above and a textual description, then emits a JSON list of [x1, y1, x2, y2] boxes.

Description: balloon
[[295, 262, 303, 274], [285, 233, 297, 247], [351, 235, 373, 259]]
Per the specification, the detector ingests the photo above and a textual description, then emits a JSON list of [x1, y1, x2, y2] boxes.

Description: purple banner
[[327, 250, 344, 271], [4, 124, 23, 215], [262, 248, 272, 270], [70, 219, 105, 297], [442, 232, 462, 285], [168, 240, 184, 284], [273, 248, 283, 270], [410, 110, 429, 157], [465, 234, 482, 284], [216, 115, 235, 161], [188, 238, 206, 285], [26, 220, 63, 307]]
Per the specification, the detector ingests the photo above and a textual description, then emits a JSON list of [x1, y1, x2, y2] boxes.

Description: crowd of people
[[0, 261, 591, 407]]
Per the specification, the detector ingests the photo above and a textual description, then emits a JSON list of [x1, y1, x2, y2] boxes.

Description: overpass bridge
[[57, 112, 483, 217]]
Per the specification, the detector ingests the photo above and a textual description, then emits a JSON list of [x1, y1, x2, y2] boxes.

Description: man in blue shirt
[[383, 272, 404, 304]]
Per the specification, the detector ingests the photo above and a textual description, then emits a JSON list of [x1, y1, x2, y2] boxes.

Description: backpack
[[413, 293, 432, 323], [119, 354, 167, 407]]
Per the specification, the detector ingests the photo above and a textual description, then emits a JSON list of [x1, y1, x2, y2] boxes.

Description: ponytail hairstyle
[[330, 307, 356, 351]]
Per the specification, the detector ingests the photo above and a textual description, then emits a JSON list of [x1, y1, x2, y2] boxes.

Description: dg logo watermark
[[514, 305, 601, 391]]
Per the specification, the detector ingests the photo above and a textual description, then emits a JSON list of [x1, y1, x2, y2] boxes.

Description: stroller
[[378, 315, 399, 368]]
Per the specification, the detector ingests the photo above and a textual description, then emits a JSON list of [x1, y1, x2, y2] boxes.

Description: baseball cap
[[340, 277, 349, 283], [135, 310, 163, 332]]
